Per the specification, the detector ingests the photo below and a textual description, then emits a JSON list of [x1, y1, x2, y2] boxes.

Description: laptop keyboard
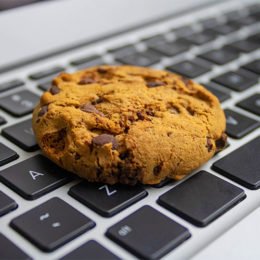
[[0, 2, 259, 259]]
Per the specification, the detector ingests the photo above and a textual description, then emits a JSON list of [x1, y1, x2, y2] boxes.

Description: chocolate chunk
[[128, 115, 135, 123], [38, 105, 48, 117], [146, 110, 155, 116], [92, 134, 118, 150], [80, 103, 104, 116], [137, 111, 145, 120], [78, 77, 97, 85], [49, 85, 60, 95], [147, 81, 165, 88], [74, 153, 81, 160], [206, 137, 213, 152], [97, 67, 108, 74], [91, 97, 104, 105], [119, 151, 130, 160], [153, 162, 163, 176], [215, 133, 227, 151]]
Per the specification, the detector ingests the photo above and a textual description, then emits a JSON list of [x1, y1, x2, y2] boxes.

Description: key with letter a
[[0, 155, 72, 200]]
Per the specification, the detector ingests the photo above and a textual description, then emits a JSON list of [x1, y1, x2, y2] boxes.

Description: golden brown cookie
[[32, 65, 227, 185]]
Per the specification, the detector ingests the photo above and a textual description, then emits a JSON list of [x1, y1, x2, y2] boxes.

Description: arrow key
[[0, 155, 72, 200], [225, 109, 259, 139]]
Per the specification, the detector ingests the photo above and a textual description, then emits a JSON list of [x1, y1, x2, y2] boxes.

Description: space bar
[[192, 207, 260, 260]]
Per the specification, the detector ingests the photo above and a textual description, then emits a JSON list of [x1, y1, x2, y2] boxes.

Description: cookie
[[32, 65, 227, 185]]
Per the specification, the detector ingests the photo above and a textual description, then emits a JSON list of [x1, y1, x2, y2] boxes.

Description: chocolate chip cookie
[[32, 65, 227, 185]]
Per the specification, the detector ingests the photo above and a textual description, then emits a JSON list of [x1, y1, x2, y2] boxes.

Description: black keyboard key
[[2, 119, 38, 151], [0, 155, 71, 200], [11, 197, 95, 252], [0, 143, 18, 166], [0, 90, 39, 117], [116, 50, 161, 66], [227, 39, 259, 53], [231, 15, 257, 26], [199, 48, 239, 65], [242, 60, 260, 75], [0, 233, 31, 260], [199, 18, 220, 29], [167, 60, 211, 78], [172, 25, 195, 37], [224, 109, 259, 139], [247, 33, 260, 44], [202, 83, 230, 102], [152, 178, 172, 188], [29, 66, 64, 80], [106, 205, 190, 259], [0, 79, 24, 93], [38, 81, 52, 92], [210, 23, 240, 35], [69, 182, 147, 217], [158, 171, 245, 227], [212, 136, 260, 189], [212, 71, 258, 92], [248, 3, 260, 15], [0, 191, 17, 216], [109, 45, 137, 58], [60, 240, 120, 260], [149, 39, 191, 57], [70, 55, 104, 69], [0, 116, 6, 126], [224, 10, 246, 22], [182, 31, 216, 45], [142, 34, 167, 47], [237, 94, 260, 116]]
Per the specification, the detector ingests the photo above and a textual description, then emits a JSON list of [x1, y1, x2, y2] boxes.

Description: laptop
[[0, 0, 259, 259]]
